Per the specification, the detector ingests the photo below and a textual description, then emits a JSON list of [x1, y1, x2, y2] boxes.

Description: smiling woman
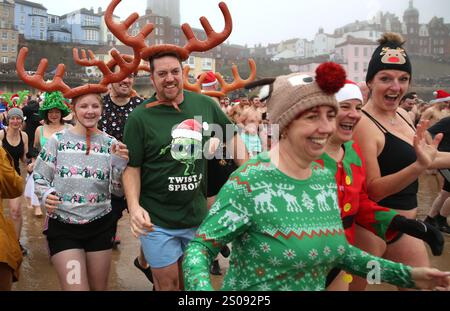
[[182, 62, 450, 291], [351, 32, 446, 291]]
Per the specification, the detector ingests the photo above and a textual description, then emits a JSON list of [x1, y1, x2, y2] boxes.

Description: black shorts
[[440, 172, 450, 192], [111, 195, 128, 221], [45, 212, 117, 257]]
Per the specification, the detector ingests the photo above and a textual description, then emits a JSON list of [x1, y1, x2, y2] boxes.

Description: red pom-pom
[[315, 62, 346, 95]]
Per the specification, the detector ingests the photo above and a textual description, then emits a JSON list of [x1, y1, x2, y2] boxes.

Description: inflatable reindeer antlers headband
[[16, 47, 142, 99], [183, 59, 257, 98], [16, 0, 232, 98], [105, 0, 233, 61]]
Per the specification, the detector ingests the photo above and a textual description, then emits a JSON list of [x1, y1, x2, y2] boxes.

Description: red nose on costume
[[388, 57, 400, 63]]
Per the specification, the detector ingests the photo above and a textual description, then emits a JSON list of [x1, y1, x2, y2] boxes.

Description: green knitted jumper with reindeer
[[183, 152, 415, 291]]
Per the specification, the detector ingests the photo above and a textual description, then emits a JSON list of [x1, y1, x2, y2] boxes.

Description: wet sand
[[10, 174, 450, 291]]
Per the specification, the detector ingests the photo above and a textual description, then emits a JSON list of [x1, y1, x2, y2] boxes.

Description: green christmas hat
[[39, 91, 71, 119]]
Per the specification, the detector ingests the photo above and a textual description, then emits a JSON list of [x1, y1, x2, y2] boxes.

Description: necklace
[[389, 116, 397, 126]]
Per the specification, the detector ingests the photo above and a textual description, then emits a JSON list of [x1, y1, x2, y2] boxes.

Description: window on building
[[363, 47, 368, 57], [20, 5, 24, 13], [11, 45, 16, 53], [2, 32, 7, 40], [40, 18, 45, 27], [84, 15, 96, 26], [1, 57, 8, 64], [354, 47, 359, 57], [159, 28, 164, 36], [363, 62, 368, 71], [84, 29, 98, 41], [155, 28, 159, 35], [2, 44, 8, 52], [202, 58, 212, 70], [40, 31, 45, 40], [354, 62, 359, 71]]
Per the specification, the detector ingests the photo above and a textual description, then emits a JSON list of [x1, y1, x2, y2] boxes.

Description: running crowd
[[0, 0, 449, 292]]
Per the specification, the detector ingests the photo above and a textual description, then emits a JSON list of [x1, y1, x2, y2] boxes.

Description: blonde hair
[[240, 106, 262, 125]]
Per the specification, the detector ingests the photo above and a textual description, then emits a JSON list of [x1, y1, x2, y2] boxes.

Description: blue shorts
[[139, 225, 197, 268]]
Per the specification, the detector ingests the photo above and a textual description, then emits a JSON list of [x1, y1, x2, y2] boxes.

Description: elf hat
[[430, 90, 450, 104], [172, 119, 205, 141], [335, 80, 363, 103]]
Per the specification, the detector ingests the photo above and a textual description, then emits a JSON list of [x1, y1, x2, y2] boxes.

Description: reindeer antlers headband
[[105, 0, 233, 62], [16, 47, 141, 99], [183, 59, 257, 98]]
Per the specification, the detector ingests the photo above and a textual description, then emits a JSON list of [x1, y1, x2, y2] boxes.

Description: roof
[[47, 27, 71, 34], [296, 55, 330, 66], [272, 50, 297, 60], [61, 8, 102, 19], [335, 36, 377, 47], [14, 0, 46, 10], [283, 38, 299, 44]]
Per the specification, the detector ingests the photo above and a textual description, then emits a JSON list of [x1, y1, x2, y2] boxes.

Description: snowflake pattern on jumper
[[183, 152, 415, 291]]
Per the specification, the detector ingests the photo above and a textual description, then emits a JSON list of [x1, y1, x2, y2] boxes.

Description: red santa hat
[[172, 119, 205, 141], [431, 89, 450, 104], [199, 71, 218, 87], [10, 93, 19, 102], [335, 80, 363, 103]]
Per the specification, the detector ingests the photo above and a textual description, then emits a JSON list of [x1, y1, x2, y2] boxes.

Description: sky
[[37, 0, 450, 46]]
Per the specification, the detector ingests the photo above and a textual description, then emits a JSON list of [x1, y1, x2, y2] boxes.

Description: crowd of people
[[0, 0, 449, 292]]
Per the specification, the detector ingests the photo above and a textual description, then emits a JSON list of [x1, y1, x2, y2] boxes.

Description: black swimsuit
[[362, 111, 418, 210], [2, 129, 24, 175]]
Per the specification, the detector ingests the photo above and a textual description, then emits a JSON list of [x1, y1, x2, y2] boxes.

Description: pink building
[[335, 36, 378, 83]]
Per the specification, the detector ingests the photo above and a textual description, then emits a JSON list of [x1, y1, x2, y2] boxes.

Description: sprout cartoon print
[[160, 119, 206, 176]]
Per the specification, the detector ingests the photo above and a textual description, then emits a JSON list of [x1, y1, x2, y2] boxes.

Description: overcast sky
[[38, 0, 450, 46]]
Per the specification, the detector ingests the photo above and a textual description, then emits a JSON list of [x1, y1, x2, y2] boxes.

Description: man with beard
[[99, 66, 144, 248], [123, 51, 248, 291]]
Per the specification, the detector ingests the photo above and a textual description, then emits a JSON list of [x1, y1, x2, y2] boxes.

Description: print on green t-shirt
[[123, 91, 234, 229]]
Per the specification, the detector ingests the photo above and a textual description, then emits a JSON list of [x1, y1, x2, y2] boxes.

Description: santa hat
[[335, 80, 363, 103], [172, 119, 205, 141], [431, 90, 450, 104], [10, 93, 19, 102], [200, 71, 218, 87]]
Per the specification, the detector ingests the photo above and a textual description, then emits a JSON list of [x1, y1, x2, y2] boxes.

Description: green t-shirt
[[183, 152, 414, 291], [124, 91, 233, 229]]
